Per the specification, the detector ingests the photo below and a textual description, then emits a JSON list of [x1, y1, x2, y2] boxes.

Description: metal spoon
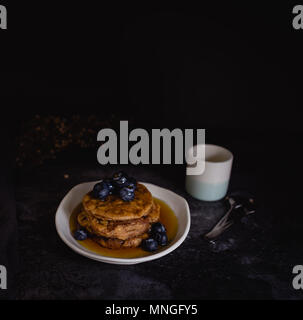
[[204, 194, 256, 240]]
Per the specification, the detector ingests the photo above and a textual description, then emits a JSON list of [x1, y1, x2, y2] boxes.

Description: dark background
[[0, 2, 303, 300], [0, 2, 301, 125]]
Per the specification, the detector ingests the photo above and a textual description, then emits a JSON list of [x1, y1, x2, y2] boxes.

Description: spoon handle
[[204, 199, 235, 240]]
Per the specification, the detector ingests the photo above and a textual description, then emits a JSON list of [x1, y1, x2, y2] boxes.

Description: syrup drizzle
[[69, 198, 178, 258]]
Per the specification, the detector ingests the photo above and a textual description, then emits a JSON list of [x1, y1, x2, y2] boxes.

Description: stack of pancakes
[[77, 184, 160, 249]]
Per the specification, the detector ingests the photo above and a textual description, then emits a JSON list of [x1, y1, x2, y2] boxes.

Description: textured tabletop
[[14, 157, 303, 300]]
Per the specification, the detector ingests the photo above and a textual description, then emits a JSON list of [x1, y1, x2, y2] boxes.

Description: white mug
[[185, 144, 233, 201]]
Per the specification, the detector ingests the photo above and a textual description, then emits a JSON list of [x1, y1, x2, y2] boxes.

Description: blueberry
[[74, 229, 87, 241], [154, 232, 168, 246], [92, 181, 109, 200], [125, 184, 136, 193], [141, 238, 158, 252], [150, 222, 166, 235], [112, 171, 128, 189], [103, 178, 115, 194], [92, 182, 102, 196], [119, 186, 135, 202], [126, 177, 137, 189]]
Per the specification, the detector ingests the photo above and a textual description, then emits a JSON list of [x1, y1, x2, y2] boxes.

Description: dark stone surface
[[14, 157, 303, 300]]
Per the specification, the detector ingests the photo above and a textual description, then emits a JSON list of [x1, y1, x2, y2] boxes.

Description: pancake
[[92, 232, 149, 249], [82, 183, 153, 221], [78, 201, 160, 240]]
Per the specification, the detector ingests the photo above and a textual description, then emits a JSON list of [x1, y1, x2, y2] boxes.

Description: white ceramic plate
[[55, 181, 190, 265]]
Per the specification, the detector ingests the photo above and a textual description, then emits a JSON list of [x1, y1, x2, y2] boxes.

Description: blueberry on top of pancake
[[91, 172, 137, 201], [82, 183, 153, 221]]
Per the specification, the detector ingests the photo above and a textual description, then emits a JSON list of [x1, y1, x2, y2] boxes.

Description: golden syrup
[[69, 198, 178, 259]]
